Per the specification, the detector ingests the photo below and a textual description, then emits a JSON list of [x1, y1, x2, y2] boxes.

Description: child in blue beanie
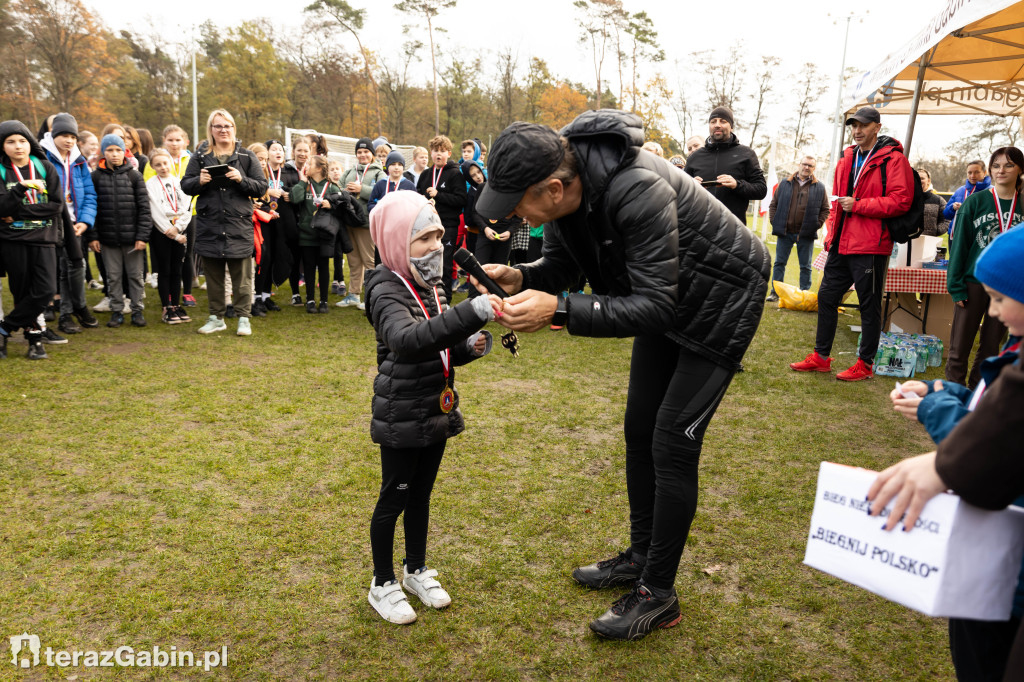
[[888, 224, 1024, 680]]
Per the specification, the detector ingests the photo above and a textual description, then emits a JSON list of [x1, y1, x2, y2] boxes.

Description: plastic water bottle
[[915, 342, 928, 374], [930, 338, 944, 367]]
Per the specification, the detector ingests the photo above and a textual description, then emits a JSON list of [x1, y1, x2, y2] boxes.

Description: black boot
[[26, 332, 48, 360], [263, 297, 281, 312], [59, 313, 82, 334], [251, 298, 267, 317], [74, 307, 99, 328]]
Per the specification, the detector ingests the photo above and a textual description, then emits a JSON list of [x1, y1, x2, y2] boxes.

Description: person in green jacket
[[946, 145, 1024, 388], [337, 137, 385, 310]]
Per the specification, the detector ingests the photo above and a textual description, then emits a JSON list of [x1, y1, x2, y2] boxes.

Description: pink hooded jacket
[[369, 191, 441, 283]]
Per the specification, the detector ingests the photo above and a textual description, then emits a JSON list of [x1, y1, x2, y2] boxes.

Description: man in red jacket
[[790, 107, 914, 381]]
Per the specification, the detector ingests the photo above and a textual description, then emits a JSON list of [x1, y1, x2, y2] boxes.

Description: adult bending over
[[474, 111, 770, 641], [181, 109, 268, 337]]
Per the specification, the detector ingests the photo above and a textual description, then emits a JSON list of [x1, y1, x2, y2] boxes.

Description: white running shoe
[[368, 578, 417, 624], [402, 566, 451, 609], [197, 315, 227, 335], [236, 316, 251, 336], [92, 296, 112, 312]]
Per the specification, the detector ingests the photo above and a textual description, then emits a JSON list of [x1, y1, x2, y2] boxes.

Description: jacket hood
[[847, 135, 904, 158], [41, 132, 83, 167], [968, 176, 992, 190], [369, 191, 442, 282], [704, 133, 740, 151], [460, 159, 485, 188], [561, 109, 644, 199], [0, 120, 45, 163]]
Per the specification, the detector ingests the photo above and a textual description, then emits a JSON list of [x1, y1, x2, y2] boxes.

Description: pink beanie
[[369, 192, 434, 281]]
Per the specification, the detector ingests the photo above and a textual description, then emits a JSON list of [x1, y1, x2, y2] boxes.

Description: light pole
[[826, 11, 864, 191], [192, 49, 199, 152]]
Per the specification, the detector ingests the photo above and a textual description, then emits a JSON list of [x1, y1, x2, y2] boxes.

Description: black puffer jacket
[[518, 109, 770, 370], [90, 162, 152, 246], [364, 266, 491, 448], [684, 133, 767, 224], [181, 141, 267, 259]]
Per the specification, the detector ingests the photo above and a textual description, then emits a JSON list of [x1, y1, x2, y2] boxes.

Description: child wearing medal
[[367, 150, 417, 213], [946, 146, 1024, 389], [146, 148, 192, 324], [289, 155, 343, 314], [363, 191, 501, 625]]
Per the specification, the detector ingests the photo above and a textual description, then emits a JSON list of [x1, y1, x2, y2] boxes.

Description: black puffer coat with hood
[[0, 121, 65, 246], [90, 159, 152, 246], [517, 109, 770, 370]]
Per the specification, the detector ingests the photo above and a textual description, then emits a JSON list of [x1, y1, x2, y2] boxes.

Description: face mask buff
[[410, 248, 443, 287]]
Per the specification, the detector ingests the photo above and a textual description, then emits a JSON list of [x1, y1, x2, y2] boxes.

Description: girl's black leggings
[[623, 335, 734, 591], [149, 234, 185, 307], [370, 441, 446, 584], [300, 246, 329, 304]]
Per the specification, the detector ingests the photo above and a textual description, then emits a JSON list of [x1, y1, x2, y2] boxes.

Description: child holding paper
[[884, 226, 1024, 681], [362, 191, 501, 625]]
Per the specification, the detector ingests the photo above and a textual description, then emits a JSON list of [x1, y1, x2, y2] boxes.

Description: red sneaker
[[789, 351, 831, 372], [837, 358, 873, 381]]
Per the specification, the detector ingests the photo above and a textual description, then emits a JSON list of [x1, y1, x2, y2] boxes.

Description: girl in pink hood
[[363, 191, 502, 625]]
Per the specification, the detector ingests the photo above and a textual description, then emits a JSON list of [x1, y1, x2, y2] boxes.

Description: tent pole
[[903, 55, 930, 157]]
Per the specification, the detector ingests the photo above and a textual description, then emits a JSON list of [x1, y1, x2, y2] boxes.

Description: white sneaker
[[200, 281, 207, 290], [236, 316, 251, 336], [357, 301, 366, 311], [402, 566, 451, 609], [88, 279, 103, 290], [368, 578, 417, 624], [197, 315, 227, 335], [93, 296, 111, 312], [147, 273, 158, 288]]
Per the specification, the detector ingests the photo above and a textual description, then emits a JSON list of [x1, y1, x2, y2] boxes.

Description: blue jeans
[[772, 234, 815, 290]]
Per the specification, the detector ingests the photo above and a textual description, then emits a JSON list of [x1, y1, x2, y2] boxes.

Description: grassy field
[[0, 248, 955, 681]]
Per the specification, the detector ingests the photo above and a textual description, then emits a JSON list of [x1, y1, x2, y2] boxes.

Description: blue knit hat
[[100, 134, 125, 152], [975, 226, 1024, 303], [385, 150, 405, 169]]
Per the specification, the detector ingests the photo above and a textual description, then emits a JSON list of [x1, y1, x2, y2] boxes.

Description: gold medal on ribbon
[[440, 386, 455, 413]]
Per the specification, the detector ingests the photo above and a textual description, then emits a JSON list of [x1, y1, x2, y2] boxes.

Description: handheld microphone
[[454, 248, 509, 299]]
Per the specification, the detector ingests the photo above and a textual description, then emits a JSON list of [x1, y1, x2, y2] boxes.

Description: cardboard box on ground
[[885, 236, 952, 356]]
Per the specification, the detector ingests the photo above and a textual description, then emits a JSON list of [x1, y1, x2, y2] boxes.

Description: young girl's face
[[376, 146, 389, 164], [268, 144, 285, 166], [104, 145, 125, 167], [163, 132, 186, 157], [79, 135, 98, 158], [410, 226, 443, 259], [990, 154, 1020, 187], [4, 134, 30, 163], [293, 143, 310, 167], [256, 151, 268, 175], [151, 155, 172, 178], [468, 165, 484, 185], [984, 285, 1024, 336], [328, 165, 342, 184]]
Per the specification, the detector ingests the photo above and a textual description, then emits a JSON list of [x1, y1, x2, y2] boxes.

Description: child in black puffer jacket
[[363, 191, 501, 625]]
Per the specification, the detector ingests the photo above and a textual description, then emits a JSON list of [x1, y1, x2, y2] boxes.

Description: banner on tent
[[843, 0, 1018, 112], [849, 78, 1024, 116]]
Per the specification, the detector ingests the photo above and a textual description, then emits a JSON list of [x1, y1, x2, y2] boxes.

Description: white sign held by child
[[804, 461, 1024, 620]]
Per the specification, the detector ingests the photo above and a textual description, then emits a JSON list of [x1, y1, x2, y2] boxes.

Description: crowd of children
[[0, 114, 530, 359]]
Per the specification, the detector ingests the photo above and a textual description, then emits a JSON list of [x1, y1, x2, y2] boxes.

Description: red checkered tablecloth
[[812, 250, 829, 271], [884, 267, 948, 294]]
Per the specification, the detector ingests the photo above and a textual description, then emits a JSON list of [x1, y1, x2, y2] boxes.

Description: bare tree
[[789, 62, 829, 149], [625, 10, 663, 113], [305, 0, 383, 136], [694, 42, 745, 113], [494, 46, 518, 129], [395, 0, 456, 135], [378, 39, 422, 140], [746, 55, 780, 149], [573, 0, 623, 109]]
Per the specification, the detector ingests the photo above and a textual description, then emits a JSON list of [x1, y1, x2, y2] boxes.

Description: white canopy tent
[[842, 0, 1024, 156]]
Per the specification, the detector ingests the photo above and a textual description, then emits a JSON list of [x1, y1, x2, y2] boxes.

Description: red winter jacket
[[825, 135, 914, 255]]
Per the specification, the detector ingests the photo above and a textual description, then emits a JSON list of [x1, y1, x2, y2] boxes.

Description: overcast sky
[[88, 0, 971, 159]]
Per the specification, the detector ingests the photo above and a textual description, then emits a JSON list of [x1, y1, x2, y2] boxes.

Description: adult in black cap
[[683, 105, 766, 225], [474, 111, 770, 641]]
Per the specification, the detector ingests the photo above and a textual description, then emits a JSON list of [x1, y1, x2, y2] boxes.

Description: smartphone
[[700, 180, 723, 188], [205, 164, 230, 177]]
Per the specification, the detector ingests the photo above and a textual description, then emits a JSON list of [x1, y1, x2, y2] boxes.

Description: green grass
[[0, 251, 954, 680]]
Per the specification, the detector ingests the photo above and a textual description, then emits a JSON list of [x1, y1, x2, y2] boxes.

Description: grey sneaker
[[236, 316, 251, 336], [197, 315, 227, 334]]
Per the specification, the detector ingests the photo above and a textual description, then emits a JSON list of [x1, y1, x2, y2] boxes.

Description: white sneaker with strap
[[402, 566, 452, 609], [368, 578, 417, 624]]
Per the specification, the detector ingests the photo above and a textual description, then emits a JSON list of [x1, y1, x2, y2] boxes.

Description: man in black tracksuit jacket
[[474, 110, 770, 642], [684, 106, 766, 225], [416, 135, 466, 300]]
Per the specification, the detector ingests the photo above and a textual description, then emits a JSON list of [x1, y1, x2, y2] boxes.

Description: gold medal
[[440, 386, 455, 413]]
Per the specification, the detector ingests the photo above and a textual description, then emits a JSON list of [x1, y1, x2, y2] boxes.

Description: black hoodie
[[0, 120, 64, 245], [416, 158, 466, 233]]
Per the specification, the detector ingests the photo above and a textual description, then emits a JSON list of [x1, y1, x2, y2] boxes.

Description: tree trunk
[[352, 33, 384, 136], [428, 15, 440, 135]]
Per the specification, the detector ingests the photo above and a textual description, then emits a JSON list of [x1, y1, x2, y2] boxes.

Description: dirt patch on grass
[[100, 342, 146, 356]]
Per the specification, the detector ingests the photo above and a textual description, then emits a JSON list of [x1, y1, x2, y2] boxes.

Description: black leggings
[[370, 441, 446, 583], [815, 251, 889, 363], [150, 234, 185, 307], [623, 335, 734, 591], [182, 218, 196, 295], [287, 237, 302, 297], [300, 246, 329, 303]]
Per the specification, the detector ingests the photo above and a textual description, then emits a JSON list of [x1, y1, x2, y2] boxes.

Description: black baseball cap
[[476, 122, 565, 219], [845, 106, 881, 126]]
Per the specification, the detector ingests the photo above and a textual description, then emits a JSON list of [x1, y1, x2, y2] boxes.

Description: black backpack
[[880, 157, 925, 245]]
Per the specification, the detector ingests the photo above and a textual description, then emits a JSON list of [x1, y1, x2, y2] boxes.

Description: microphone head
[[454, 247, 476, 268]]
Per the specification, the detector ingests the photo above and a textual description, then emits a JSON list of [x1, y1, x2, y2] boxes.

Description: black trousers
[[949, 615, 1021, 681], [370, 441, 446, 583], [468, 235, 513, 298], [300, 246, 329, 303], [0, 242, 56, 333], [254, 221, 276, 297], [182, 220, 196, 295], [286, 237, 302, 298], [624, 335, 734, 591], [815, 251, 889, 363], [150, 234, 185, 307], [946, 281, 1007, 390]]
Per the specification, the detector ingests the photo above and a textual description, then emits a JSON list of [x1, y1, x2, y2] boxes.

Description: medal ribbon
[[393, 273, 450, 379], [269, 165, 282, 190], [431, 166, 442, 190], [62, 155, 73, 207], [991, 187, 1018, 234], [852, 142, 879, 190], [310, 179, 328, 206], [161, 179, 179, 213], [12, 163, 38, 204]]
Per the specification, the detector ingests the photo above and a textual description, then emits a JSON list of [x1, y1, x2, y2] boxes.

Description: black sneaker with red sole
[[589, 583, 681, 641]]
